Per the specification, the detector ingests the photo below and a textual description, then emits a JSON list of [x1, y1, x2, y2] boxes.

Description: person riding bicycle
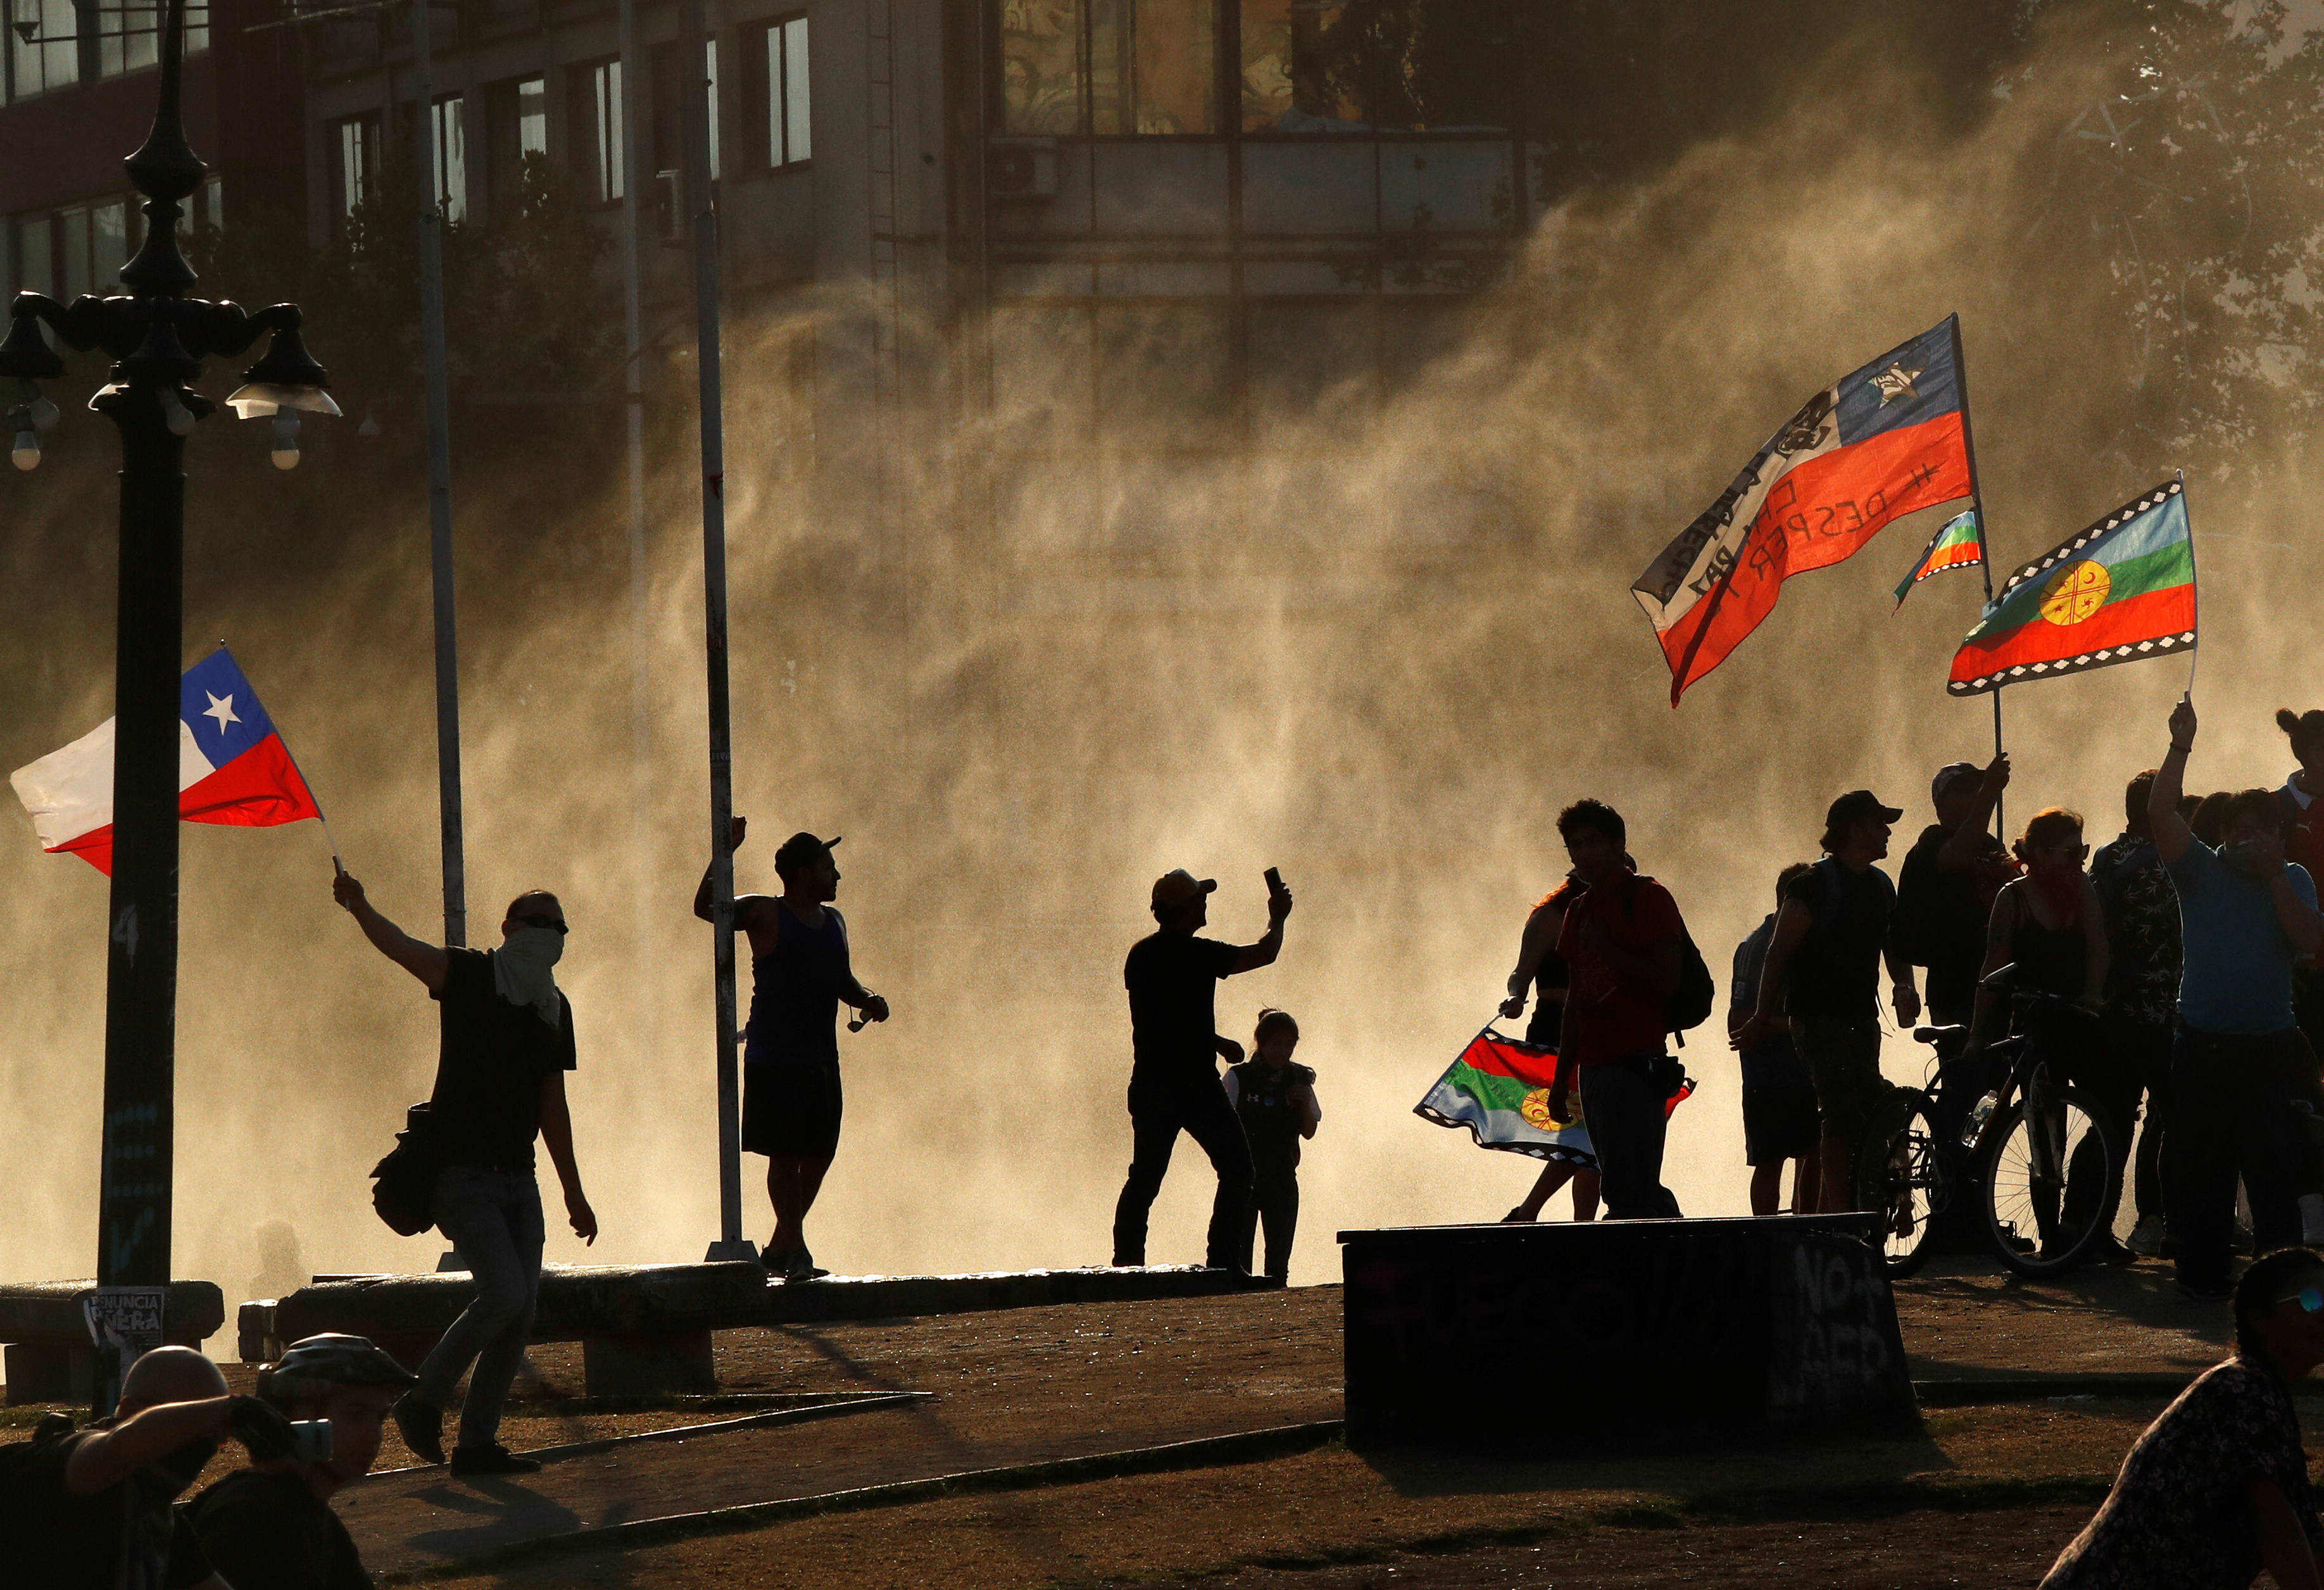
[[1969, 806, 2131, 1263]]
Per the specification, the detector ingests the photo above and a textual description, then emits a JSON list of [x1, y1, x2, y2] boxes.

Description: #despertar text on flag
[[9, 647, 323, 875], [1633, 316, 1976, 704], [1947, 477, 2195, 697]]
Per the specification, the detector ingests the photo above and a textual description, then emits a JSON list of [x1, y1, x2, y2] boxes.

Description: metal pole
[[413, 0, 466, 946], [618, 0, 653, 1074], [1947, 313, 2005, 839], [679, 0, 749, 1261]]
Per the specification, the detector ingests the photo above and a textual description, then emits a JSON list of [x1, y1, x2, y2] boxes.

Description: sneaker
[[2087, 1237, 2138, 1267], [783, 1248, 829, 1282], [2175, 1276, 2235, 1301], [2126, 1214, 2168, 1257], [759, 1244, 792, 1277], [451, 1443, 543, 1476], [392, 1393, 446, 1467]]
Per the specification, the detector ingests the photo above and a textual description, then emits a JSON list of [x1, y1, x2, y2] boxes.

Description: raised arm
[[694, 814, 774, 928], [63, 1395, 272, 1494], [331, 868, 448, 991], [1937, 751, 2011, 872], [2150, 696, 2198, 865], [1229, 876, 1295, 975]]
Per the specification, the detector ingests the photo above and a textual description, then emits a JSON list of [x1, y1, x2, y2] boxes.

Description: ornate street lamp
[[0, 0, 335, 1412]]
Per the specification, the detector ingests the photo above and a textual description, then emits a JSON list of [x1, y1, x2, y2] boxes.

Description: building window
[[573, 58, 624, 203], [517, 74, 547, 156], [750, 13, 810, 169], [1000, 0, 1216, 135], [13, 215, 54, 297], [4, 0, 82, 101], [486, 74, 547, 216], [12, 201, 131, 300], [1238, 0, 1508, 133], [99, 0, 160, 78], [432, 96, 467, 222], [334, 115, 379, 220]]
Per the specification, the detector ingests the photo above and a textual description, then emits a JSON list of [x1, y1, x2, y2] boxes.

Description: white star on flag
[[202, 692, 239, 734]]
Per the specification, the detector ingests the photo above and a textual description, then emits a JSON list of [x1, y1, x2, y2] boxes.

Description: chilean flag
[[9, 648, 322, 876], [1632, 316, 1976, 704]]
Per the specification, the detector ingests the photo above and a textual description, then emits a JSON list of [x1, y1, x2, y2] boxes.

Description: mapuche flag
[[1893, 508, 1983, 608], [1947, 478, 2195, 696], [1633, 317, 1975, 704], [9, 647, 322, 875], [1414, 1029, 1692, 1161]]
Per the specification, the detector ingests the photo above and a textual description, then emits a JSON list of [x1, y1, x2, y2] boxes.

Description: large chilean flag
[[9, 648, 322, 875], [1633, 317, 1975, 704]]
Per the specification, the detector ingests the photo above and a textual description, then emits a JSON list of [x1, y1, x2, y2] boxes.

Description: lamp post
[[0, 0, 336, 1415]]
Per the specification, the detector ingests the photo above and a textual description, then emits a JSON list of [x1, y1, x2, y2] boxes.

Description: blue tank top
[[744, 905, 849, 1070]]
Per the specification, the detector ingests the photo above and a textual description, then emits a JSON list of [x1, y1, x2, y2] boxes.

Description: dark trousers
[[2104, 1013, 2175, 1222], [2025, 1008, 2140, 1239], [2166, 1025, 2309, 1290], [1235, 1151, 1300, 1279], [1112, 1078, 1253, 1270], [1578, 1055, 1682, 1220]]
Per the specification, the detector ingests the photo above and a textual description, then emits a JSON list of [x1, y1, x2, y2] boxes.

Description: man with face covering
[[332, 868, 597, 1475], [0, 1343, 298, 1588]]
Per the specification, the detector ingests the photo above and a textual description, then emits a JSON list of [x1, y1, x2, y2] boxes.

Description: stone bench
[[244, 1262, 771, 1398], [1, 1281, 226, 1405]]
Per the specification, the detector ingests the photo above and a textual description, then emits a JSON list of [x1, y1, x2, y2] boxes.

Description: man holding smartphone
[[1112, 866, 1293, 1274]]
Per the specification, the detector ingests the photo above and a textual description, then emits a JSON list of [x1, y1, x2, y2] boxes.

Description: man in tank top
[[695, 818, 890, 1280]]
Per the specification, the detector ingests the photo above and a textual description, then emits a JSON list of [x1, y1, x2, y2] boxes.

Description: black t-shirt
[[1228, 1058, 1316, 1165], [1783, 856, 1896, 1023], [429, 946, 578, 1172], [1124, 931, 1240, 1087], [185, 1468, 374, 1590], [0, 1424, 215, 1590], [1896, 824, 2011, 1016]]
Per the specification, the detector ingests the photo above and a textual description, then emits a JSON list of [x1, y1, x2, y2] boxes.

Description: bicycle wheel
[[1983, 1086, 2120, 1277], [1855, 1089, 1945, 1279]]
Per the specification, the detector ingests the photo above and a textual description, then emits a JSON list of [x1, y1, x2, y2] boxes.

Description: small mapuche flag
[[1947, 479, 2195, 696], [1894, 508, 1982, 608], [1415, 1030, 1597, 1163]]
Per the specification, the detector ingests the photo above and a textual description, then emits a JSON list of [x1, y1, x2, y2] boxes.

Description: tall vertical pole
[[1947, 313, 2006, 839], [414, 0, 466, 947], [680, 0, 749, 1260], [617, 0, 653, 1074]]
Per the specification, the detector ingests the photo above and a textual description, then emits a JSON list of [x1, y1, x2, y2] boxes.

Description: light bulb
[[160, 387, 197, 437], [269, 411, 301, 470], [29, 396, 58, 430], [9, 428, 37, 470]]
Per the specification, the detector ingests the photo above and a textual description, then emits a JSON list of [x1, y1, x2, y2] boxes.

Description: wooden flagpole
[[1947, 313, 2006, 838]]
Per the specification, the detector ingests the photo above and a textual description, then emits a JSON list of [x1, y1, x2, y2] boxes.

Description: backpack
[[1619, 877, 1717, 1042], [370, 1102, 446, 1237]]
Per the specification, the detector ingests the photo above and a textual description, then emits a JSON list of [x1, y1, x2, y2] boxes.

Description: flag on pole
[[1633, 316, 1975, 704], [1947, 478, 2195, 696], [1893, 508, 1983, 608], [9, 647, 323, 875]]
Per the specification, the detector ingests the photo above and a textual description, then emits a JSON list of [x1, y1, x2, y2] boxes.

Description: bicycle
[[1854, 968, 2120, 1279]]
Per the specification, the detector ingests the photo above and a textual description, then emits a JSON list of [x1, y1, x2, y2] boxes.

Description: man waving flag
[[1634, 316, 1976, 704], [10, 647, 323, 875]]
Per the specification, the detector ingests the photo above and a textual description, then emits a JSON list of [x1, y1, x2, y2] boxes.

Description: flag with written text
[[1633, 317, 1976, 704]]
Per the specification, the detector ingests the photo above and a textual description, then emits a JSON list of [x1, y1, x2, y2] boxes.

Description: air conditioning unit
[[653, 170, 682, 241], [986, 138, 1058, 203]]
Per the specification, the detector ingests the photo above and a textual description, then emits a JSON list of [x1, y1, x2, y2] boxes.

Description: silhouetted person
[[0, 1344, 296, 1589], [1224, 1007, 1319, 1279], [2280, 707, 2324, 1059], [2151, 696, 2324, 1298], [332, 869, 596, 1475], [1735, 791, 1921, 1213], [1731, 863, 1821, 1217], [696, 818, 889, 1281], [1894, 753, 2016, 1149], [1498, 872, 1601, 1223], [1112, 867, 1293, 1272], [186, 1333, 417, 1589], [2093, 770, 2183, 1256], [1542, 801, 1685, 1220]]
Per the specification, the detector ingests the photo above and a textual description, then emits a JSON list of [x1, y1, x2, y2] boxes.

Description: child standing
[[1224, 1008, 1320, 1280]]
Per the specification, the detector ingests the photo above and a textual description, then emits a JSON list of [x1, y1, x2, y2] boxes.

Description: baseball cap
[[1826, 789, 1904, 830], [773, 832, 842, 874], [1150, 868, 1218, 912], [256, 1334, 418, 1408], [1930, 762, 1982, 804]]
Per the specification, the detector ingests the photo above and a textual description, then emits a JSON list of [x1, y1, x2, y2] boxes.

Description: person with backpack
[[1541, 799, 1703, 1220], [1894, 754, 2018, 1147], [1732, 863, 1822, 1217], [1733, 791, 1923, 1214], [1497, 872, 1601, 1223]]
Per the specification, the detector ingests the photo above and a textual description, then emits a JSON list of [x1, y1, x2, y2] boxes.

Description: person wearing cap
[[1735, 790, 1921, 1213], [696, 816, 890, 1281], [1112, 865, 1294, 1271], [1894, 753, 2017, 1142], [184, 1334, 417, 1589], [0, 1344, 296, 1590]]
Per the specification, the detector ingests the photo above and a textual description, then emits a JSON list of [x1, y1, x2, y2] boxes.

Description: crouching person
[[184, 1334, 417, 1589]]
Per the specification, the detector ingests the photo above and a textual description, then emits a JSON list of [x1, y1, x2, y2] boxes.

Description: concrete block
[[582, 1328, 718, 1398], [4, 1341, 92, 1405]]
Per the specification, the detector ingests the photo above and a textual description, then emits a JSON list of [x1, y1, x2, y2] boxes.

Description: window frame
[[743, 11, 812, 175]]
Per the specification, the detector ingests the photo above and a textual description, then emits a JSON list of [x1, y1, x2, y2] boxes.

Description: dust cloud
[[0, 2, 2316, 1329]]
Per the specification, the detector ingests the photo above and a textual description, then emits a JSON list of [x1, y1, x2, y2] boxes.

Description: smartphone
[[287, 1419, 334, 1463], [1264, 867, 1284, 891]]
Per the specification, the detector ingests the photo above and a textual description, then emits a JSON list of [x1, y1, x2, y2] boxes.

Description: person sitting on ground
[[694, 818, 891, 1282], [332, 868, 597, 1475], [1971, 806, 2132, 1263], [2093, 770, 2185, 1258], [2151, 696, 2324, 1299], [1224, 1008, 1320, 1280], [1731, 863, 1821, 1217], [1112, 867, 1293, 1272], [0, 1344, 298, 1589], [1734, 791, 1923, 1214], [185, 1334, 417, 1590], [1497, 871, 1601, 1223], [1542, 800, 1686, 1221], [2040, 1244, 2324, 1589]]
